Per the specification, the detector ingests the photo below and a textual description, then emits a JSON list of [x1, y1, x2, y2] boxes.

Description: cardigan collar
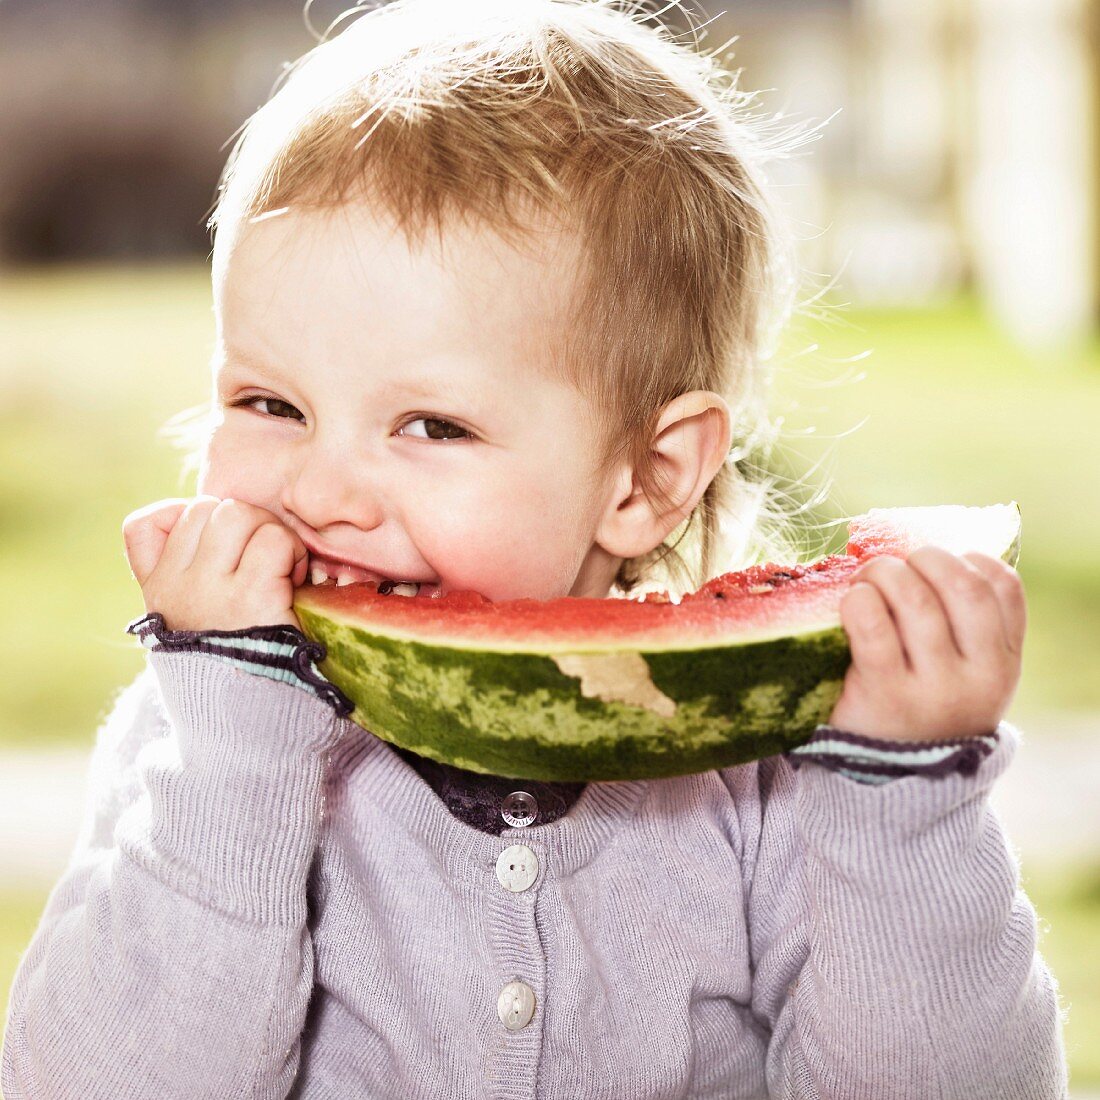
[[327, 723, 650, 884]]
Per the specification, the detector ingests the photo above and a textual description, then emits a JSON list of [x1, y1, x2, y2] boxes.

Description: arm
[[741, 721, 1067, 1099], [1, 645, 346, 1100]]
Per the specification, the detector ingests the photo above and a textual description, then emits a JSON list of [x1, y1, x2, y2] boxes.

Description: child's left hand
[[826, 546, 1027, 742]]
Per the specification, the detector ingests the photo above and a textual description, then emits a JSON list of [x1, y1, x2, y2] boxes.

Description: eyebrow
[[220, 344, 487, 410], [219, 345, 292, 383]]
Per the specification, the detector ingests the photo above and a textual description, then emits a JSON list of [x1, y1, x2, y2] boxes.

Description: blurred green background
[[4, 0, 1100, 1091]]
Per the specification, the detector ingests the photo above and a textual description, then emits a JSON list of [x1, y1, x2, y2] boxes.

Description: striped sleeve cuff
[[787, 725, 1000, 785], [126, 612, 354, 717]]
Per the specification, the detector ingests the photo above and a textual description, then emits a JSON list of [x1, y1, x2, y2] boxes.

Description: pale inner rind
[[551, 652, 678, 718]]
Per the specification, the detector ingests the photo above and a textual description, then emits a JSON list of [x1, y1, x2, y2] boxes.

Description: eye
[[398, 417, 471, 441], [238, 396, 305, 422]]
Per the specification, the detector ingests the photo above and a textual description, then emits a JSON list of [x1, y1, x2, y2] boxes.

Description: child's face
[[202, 200, 626, 602]]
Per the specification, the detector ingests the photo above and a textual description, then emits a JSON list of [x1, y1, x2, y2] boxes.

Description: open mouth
[[305, 554, 441, 598]]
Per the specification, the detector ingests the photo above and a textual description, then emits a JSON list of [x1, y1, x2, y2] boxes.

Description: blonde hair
[[207, 0, 825, 596]]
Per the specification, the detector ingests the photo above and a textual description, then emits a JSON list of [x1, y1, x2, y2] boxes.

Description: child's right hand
[[122, 496, 310, 632]]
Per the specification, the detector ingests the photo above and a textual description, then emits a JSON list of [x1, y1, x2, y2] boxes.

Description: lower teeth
[[379, 580, 420, 597]]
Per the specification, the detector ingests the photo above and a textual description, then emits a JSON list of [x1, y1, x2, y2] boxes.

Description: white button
[[495, 844, 539, 892], [501, 790, 538, 828], [497, 980, 536, 1030]]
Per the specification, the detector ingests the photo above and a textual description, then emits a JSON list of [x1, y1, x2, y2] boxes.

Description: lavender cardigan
[[2, 649, 1067, 1098]]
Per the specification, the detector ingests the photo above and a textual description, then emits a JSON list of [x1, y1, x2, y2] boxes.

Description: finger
[[961, 552, 1027, 656], [905, 546, 1007, 662], [122, 499, 190, 585], [840, 581, 908, 675], [291, 541, 309, 588], [193, 499, 279, 575], [154, 496, 222, 575], [237, 521, 308, 584], [854, 554, 959, 670]]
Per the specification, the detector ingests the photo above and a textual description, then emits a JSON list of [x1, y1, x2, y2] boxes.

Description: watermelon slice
[[294, 503, 1021, 781]]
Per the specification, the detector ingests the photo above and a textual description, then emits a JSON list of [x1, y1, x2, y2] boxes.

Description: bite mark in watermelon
[[293, 503, 1021, 781]]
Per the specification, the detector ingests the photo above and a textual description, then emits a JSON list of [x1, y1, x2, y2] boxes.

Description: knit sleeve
[[126, 612, 354, 717], [786, 724, 1000, 784], [736, 720, 1068, 1099], [1, 649, 347, 1100]]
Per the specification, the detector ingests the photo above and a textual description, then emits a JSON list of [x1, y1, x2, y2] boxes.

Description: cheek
[[197, 427, 283, 509], [410, 472, 598, 599]]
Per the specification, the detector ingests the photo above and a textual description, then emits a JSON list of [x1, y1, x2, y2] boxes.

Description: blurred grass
[[1, 265, 1099, 1086], [1, 265, 211, 746], [2, 266, 1099, 746], [769, 295, 1100, 717]]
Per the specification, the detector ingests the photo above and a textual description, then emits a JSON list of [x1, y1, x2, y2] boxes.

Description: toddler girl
[[2, 1, 1067, 1096]]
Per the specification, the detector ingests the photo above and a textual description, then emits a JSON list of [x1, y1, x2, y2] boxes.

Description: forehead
[[213, 199, 583, 387]]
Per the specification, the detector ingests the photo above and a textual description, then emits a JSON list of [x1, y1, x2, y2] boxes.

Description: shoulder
[[638, 761, 787, 866], [88, 667, 171, 796], [68, 667, 171, 858], [100, 665, 171, 751], [640, 758, 792, 823]]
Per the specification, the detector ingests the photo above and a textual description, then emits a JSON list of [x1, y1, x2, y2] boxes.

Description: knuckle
[[964, 552, 1014, 583], [848, 562, 874, 588], [840, 584, 860, 607], [859, 556, 900, 580], [844, 592, 893, 641], [842, 581, 877, 613], [247, 522, 291, 553], [209, 498, 253, 529], [213, 496, 254, 517], [907, 545, 947, 567], [997, 566, 1026, 599], [962, 550, 999, 570], [122, 499, 173, 534], [951, 569, 992, 602], [863, 617, 895, 644], [971, 557, 1026, 607], [211, 502, 282, 547], [994, 577, 1026, 620], [911, 547, 988, 600], [903, 576, 939, 615], [183, 498, 218, 523]]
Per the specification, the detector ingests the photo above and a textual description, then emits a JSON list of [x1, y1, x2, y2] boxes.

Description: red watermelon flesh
[[292, 503, 1021, 780]]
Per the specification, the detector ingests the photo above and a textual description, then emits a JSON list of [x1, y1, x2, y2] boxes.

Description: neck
[[569, 544, 622, 598]]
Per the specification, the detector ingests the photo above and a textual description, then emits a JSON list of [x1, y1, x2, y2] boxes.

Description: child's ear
[[596, 391, 733, 561]]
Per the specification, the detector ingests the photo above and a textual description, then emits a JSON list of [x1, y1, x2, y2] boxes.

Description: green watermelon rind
[[297, 608, 851, 781], [295, 502, 1022, 782]]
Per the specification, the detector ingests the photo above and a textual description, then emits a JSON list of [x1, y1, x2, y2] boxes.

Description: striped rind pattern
[[293, 503, 1022, 781], [296, 606, 850, 781]]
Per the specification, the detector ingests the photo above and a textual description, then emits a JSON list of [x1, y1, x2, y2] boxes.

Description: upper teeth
[[306, 559, 420, 596], [308, 563, 358, 587]]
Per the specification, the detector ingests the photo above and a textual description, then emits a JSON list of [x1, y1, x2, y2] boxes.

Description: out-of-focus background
[[2, 0, 1098, 1089]]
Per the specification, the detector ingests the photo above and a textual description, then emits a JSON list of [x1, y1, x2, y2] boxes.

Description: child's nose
[[281, 446, 385, 533]]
